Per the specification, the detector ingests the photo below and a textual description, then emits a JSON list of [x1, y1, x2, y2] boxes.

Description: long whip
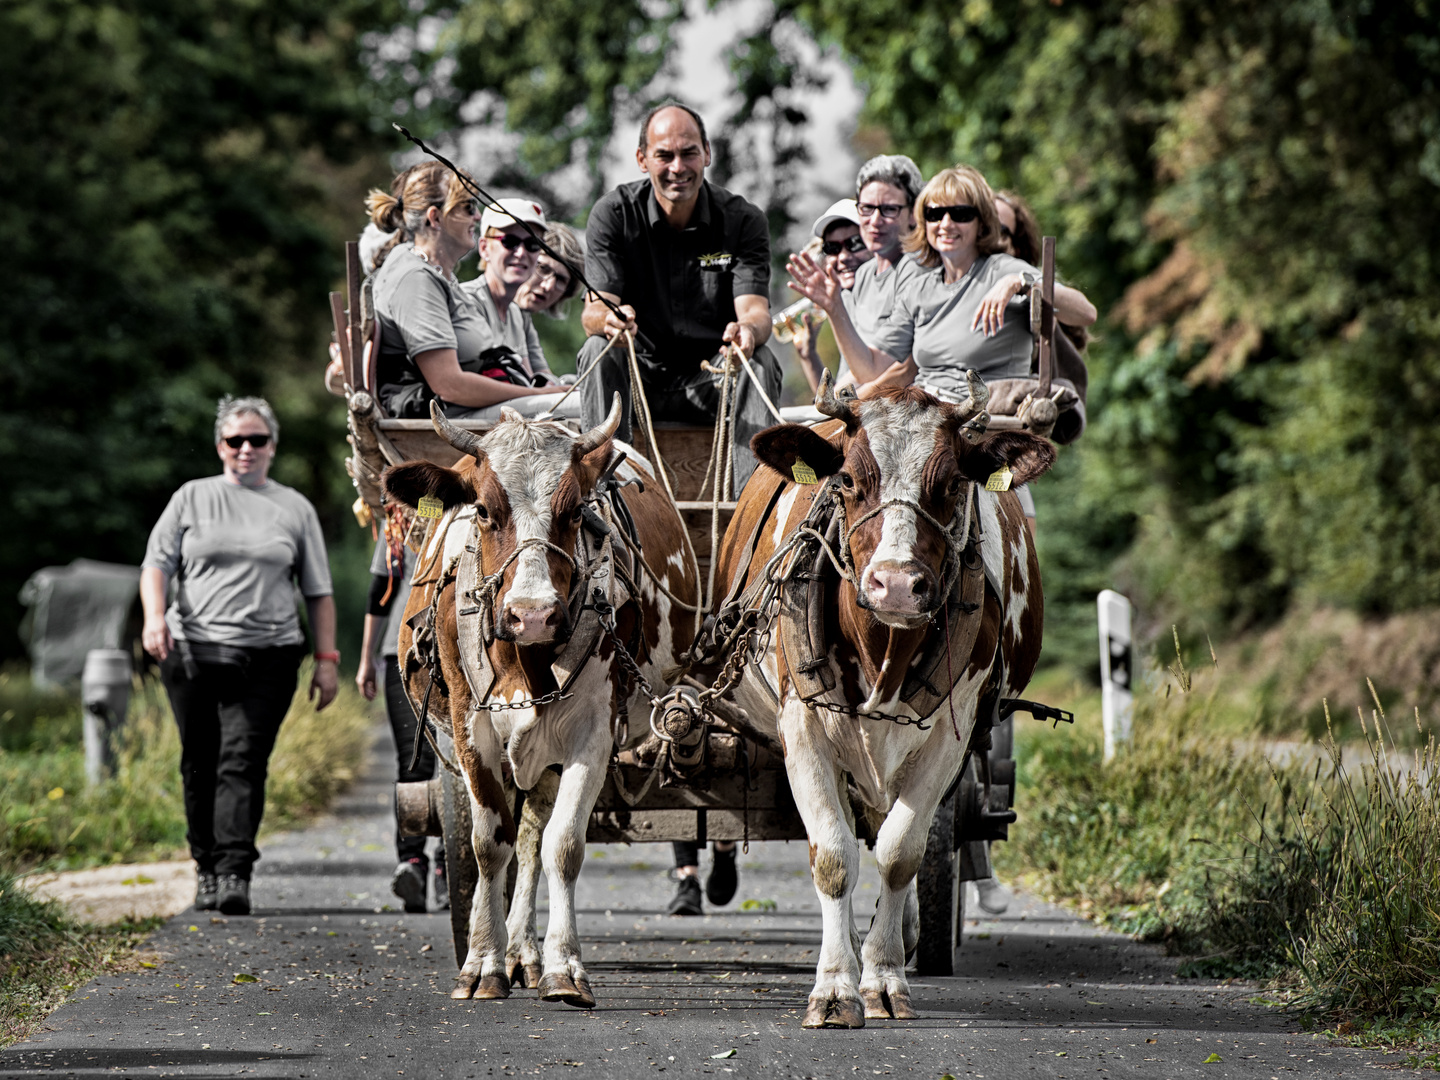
[[391, 122, 656, 354]]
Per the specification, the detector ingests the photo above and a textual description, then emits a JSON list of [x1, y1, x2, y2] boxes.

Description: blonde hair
[[903, 165, 1004, 269], [363, 162, 475, 270]]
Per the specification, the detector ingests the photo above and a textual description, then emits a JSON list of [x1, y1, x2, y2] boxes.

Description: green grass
[[0, 870, 162, 1046], [0, 663, 376, 872]]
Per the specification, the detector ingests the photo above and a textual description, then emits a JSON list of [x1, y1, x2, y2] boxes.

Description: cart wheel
[[441, 767, 478, 968], [914, 790, 964, 976]]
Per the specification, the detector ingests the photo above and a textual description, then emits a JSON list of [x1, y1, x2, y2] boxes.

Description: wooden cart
[[330, 241, 1055, 979]]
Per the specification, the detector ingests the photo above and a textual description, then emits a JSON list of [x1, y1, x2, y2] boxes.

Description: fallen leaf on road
[[232, 974, 258, 984], [139, 962, 157, 969], [711, 1049, 737, 1059], [1055, 1051, 1067, 1057], [1202, 1053, 1222, 1063]]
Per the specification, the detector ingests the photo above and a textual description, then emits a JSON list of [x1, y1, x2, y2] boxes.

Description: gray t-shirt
[[368, 537, 413, 660], [143, 476, 333, 647], [871, 253, 1036, 401], [460, 278, 554, 382], [372, 244, 493, 415], [836, 254, 922, 382]]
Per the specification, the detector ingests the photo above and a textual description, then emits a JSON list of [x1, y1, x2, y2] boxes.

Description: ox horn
[[574, 392, 623, 455], [429, 399, 483, 459], [814, 369, 859, 424], [958, 369, 990, 420]]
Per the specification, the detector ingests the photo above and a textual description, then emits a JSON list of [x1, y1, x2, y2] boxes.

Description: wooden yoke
[[345, 242, 365, 392], [1037, 236, 1055, 399]]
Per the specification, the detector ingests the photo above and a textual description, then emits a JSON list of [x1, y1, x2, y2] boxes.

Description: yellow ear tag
[[791, 457, 819, 485], [416, 494, 444, 519], [985, 466, 1013, 493]]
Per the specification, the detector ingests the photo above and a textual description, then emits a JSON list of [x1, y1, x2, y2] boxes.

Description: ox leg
[[506, 768, 557, 989], [453, 723, 516, 1002], [861, 750, 956, 1020], [779, 700, 865, 1029], [535, 726, 610, 1009]]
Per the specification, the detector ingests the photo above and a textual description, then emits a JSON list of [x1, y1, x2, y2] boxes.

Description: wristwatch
[[1017, 270, 1040, 290]]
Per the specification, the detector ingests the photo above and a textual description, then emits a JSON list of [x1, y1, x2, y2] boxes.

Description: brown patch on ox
[[553, 831, 585, 881], [993, 491, 1046, 692], [882, 847, 924, 892], [812, 848, 849, 899], [964, 591, 1004, 682]]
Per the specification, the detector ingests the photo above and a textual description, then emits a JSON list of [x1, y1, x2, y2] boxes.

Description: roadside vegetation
[[0, 663, 374, 872], [1003, 643, 1440, 1060]]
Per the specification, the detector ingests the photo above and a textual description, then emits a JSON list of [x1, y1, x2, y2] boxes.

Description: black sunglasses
[[821, 234, 867, 257], [223, 434, 270, 449], [923, 204, 981, 224], [492, 233, 543, 253]]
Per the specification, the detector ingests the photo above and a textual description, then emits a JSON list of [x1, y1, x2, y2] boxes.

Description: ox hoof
[[862, 987, 917, 1020], [474, 973, 511, 1000], [505, 961, 543, 990], [538, 972, 596, 1009], [803, 995, 866, 1029], [450, 972, 480, 1000]]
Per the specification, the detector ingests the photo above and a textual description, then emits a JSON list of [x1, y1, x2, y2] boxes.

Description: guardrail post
[[1097, 590, 1133, 761], [82, 648, 132, 785]]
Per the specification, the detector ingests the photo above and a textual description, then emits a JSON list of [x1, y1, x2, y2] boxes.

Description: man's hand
[[603, 303, 638, 338], [721, 321, 758, 360], [355, 656, 378, 702], [310, 660, 338, 711], [786, 250, 844, 314]]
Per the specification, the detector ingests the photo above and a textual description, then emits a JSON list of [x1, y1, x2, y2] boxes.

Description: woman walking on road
[[140, 396, 338, 916]]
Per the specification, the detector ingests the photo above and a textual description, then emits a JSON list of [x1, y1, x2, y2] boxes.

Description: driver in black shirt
[[578, 102, 780, 491]]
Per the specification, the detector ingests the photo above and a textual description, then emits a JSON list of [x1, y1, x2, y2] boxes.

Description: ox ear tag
[[416, 494, 444, 519], [791, 457, 819, 485], [985, 466, 1013, 493]]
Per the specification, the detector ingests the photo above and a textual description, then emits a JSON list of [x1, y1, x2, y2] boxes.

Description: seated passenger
[[517, 222, 584, 320], [788, 164, 1096, 403], [789, 199, 873, 394], [364, 164, 572, 420], [994, 188, 1090, 354]]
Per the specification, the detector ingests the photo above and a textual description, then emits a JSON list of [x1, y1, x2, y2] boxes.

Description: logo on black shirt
[[697, 252, 735, 272]]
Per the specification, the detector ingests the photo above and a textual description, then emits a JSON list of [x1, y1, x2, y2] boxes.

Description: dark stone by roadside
[[0, 723, 1405, 1078]]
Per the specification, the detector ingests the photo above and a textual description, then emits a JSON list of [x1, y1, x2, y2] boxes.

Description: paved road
[[2, 727, 1403, 1079]]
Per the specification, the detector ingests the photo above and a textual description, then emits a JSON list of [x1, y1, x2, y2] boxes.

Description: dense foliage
[[0, 0, 419, 659]]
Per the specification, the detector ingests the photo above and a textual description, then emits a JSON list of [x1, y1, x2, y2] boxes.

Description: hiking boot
[[216, 874, 251, 916], [975, 876, 1011, 916], [705, 846, 738, 907], [194, 871, 219, 912], [666, 874, 704, 916], [391, 859, 427, 914], [432, 862, 449, 911]]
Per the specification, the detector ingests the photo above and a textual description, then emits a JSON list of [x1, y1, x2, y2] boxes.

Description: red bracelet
[[314, 651, 341, 663]]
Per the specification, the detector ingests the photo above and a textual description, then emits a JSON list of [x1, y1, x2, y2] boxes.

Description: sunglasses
[[923, 204, 981, 224], [855, 202, 905, 220], [222, 434, 270, 449], [491, 233, 543, 253], [821, 234, 867, 257]]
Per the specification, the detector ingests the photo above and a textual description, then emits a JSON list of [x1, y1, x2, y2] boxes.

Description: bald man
[[578, 101, 780, 491]]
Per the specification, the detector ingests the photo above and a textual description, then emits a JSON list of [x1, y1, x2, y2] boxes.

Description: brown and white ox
[[384, 397, 698, 1007], [714, 379, 1054, 1028]]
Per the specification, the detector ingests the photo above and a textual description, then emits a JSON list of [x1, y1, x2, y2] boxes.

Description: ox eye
[[947, 474, 964, 497], [474, 503, 490, 524], [839, 472, 855, 491]]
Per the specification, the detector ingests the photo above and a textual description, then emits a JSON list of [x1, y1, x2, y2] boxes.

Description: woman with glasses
[[140, 397, 337, 917], [365, 165, 566, 419], [517, 222, 585, 321], [791, 165, 1096, 402]]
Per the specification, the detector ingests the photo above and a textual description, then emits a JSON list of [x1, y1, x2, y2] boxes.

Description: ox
[[385, 397, 698, 1007], [713, 376, 1054, 1028]]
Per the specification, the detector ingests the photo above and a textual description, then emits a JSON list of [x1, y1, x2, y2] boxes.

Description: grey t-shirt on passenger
[[870, 253, 1037, 402], [368, 537, 413, 660], [372, 244, 493, 416], [836, 254, 922, 381], [460, 278, 554, 382], [143, 476, 333, 647]]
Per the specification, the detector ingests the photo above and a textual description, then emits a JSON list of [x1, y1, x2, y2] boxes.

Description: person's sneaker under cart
[[705, 846, 738, 906], [432, 863, 449, 911], [216, 874, 251, 916], [391, 859, 428, 913], [975, 876, 1011, 916], [194, 871, 219, 912], [666, 874, 704, 916]]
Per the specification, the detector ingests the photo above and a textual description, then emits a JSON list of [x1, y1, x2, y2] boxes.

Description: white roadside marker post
[[82, 648, 133, 786], [1097, 590, 1133, 762]]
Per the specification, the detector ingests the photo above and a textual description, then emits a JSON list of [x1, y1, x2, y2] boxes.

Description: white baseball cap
[[811, 198, 862, 238], [481, 197, 547, 235]]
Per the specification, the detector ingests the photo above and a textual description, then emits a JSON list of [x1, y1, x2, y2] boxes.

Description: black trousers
[[577, 336, 782, 493], [160, 645, 303, 879], [384, 657, 443, 869]]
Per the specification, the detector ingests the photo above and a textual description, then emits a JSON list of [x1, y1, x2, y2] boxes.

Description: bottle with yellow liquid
[[772, 298, 828, 344]]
